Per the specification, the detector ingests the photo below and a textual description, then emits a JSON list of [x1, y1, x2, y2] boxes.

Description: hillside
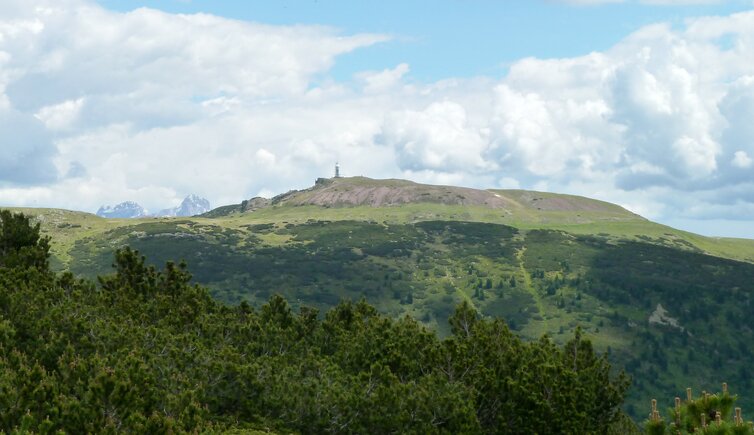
[[0, 210, 634, 433], [4, 177, 754, 420], [16, 178, 753, 269], [202, 177, 752, 263]]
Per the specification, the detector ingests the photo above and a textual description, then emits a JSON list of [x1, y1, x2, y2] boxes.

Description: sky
[[1, 0, 754, 238]]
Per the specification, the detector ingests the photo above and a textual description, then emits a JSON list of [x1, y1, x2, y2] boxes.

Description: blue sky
[[2, 0, 754, 238]]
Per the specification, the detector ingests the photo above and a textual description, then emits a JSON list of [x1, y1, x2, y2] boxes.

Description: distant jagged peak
[[177, 194, 211, 216], [156, 194, 211, 217], [97, 195, 211, 219], [96, 201, 148, 219], [184, 193, 208, 204]]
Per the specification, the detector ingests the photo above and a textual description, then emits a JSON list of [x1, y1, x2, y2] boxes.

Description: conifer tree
[[645, 384, 754, 434], [0, 210, 50, 270]]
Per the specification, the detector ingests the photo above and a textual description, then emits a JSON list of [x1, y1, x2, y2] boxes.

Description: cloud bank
[[1, 0, 754, 236]]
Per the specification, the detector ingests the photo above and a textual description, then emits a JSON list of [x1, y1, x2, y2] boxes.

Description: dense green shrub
[[645, 384, 754, 434], [0, 210, 50, 270]]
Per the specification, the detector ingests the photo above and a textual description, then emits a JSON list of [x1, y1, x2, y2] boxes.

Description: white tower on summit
[[334, 162, 341, 178]]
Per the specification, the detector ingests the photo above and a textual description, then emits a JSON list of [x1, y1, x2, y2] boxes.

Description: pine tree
[[645, 384, 754, 434], [0, 210, 50, 270]]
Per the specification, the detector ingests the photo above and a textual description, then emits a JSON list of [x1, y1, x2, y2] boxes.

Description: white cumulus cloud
[[732, 150, 753, 168], [34, 97, 84, 130], [381, 101, 493, 173], [359, 63, 410, 94]]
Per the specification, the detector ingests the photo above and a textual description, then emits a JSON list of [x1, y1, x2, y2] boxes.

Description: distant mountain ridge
[[96, 201, 148, 219], [156, 194, 211, 217], [97, 195, 210, 218]]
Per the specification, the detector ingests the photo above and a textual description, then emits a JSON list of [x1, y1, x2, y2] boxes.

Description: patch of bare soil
[[283, 178, 519, 209], [505, 190, 634, 214]]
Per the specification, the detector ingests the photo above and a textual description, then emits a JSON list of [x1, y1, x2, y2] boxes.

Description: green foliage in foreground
[[0, 211, 631, 433], [0, 210, 50, 271], [645, 384, 754, 434]]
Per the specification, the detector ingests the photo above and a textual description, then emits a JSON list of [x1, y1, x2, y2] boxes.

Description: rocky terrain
[[210, 176, 640, 222], [278, 177, 518, 209]]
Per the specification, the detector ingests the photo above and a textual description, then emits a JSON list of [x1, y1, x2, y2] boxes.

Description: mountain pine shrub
[[646, 384, 754, 434]]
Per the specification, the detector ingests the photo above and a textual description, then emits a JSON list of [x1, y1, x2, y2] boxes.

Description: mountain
[[0, 211, 632, 433], [156, 194, 211, 217], [8, 176, 754, 420], [205, 177, 754, 263], [97, 195, 210, 219], [96, 201, 148, 218], [207, 176, 638, 218]]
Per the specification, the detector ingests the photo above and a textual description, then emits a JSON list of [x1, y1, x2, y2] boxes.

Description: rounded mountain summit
[[205, 176, 642, 226]]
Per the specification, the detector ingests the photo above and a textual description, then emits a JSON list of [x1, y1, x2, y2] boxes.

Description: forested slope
[[51, 216, 754, 419], [0, 210, 632, 434]]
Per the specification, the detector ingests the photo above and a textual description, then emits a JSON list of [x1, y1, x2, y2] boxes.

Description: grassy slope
[[208, 204, 754, 263], [10, 176, 753, 265], [33, 205, 751, 267], [9, 208, 140, 269], [203, 176, 754, 262]]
